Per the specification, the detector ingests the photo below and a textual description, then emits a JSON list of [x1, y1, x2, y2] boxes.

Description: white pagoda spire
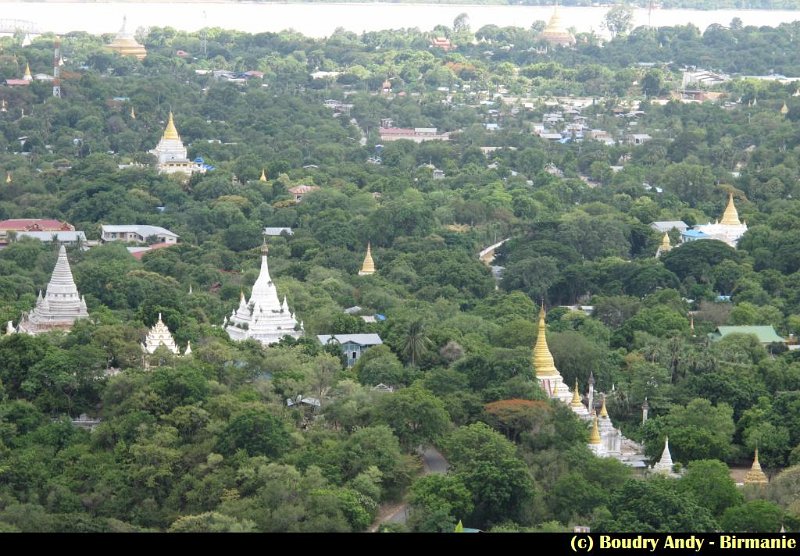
[[141, 312, 180, 355], [224, 241, 301, 346], [18, 245, 88, 334], [653, 436, 677, 475]]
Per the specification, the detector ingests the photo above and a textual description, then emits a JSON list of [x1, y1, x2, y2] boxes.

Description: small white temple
[[18, 245, 89, 334], [652, 436, 680, 477], [149, 112, 207, 177], [534, 306, 643, 465], [683, 193, 748, 248], [142, 313, 190, 356], [223, 242, 302, 346]]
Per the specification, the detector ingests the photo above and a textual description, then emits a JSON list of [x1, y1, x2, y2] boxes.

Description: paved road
[[370, 446, 449, 531]]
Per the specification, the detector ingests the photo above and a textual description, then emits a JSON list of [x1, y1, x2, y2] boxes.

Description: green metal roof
[[708, 326, 785, 344]]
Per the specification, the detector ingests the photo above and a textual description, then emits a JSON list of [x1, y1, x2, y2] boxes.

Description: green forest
[[1, 14, 800, 533]]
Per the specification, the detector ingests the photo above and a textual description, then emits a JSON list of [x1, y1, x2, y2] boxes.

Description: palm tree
[[402, 320, 432, 368]]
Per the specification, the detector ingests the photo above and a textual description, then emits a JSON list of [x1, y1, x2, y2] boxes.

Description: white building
[[101, 225, 178, 244], [223, 242, 302, 346], [149, 112, 207, 177]]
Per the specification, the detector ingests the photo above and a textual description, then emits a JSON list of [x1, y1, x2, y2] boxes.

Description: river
[[1, 2, 798, 38]]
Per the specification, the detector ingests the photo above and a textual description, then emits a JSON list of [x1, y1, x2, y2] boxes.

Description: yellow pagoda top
[[570, 379, 583, 408], [162, 112, 180, 141], [781, 102, 789, 115], [359, 242, 376, 275], [5, 172, 11, 184], [259, 169, 268, 182], [541, 5, 575, 46], [720, 193, 741, 226], [23, 62, 32, 81], [589, 414, 602, 444], [533, 306, 559, 378], [108, 16, 147, 60], [130, 106, 136, 120], [660, 232, 672, 252], [599, 395, 609, 418], [744, 448, 768, 485]]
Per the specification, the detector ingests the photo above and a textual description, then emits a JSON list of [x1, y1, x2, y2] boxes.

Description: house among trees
[[0, 219, 76, 244], [317, 334, 383, 368], [708, 326, 785, 346], [101, 225, 178, 244]]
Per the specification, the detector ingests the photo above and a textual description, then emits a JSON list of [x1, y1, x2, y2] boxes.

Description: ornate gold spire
[[781, 102, 789, 115], [130, 106, 136, 119], [163, 111, 180, 141], [359, 242, 376, 275], [744, 448, 768, 485], [23, 62, 32, 81], [720, 193, 741, 226], [570, 379, 583, 408], [589, 414, 601, 444], [5, 172, 11, 184], [660, 232, 671, 251], [259, 169, 267, 182], [600, 394, 609, 418], [533, 305, 559, 378]]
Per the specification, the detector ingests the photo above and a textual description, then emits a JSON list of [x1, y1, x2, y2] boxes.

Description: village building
[[101, 224, 178, 244], [318, 334, 383, 368]]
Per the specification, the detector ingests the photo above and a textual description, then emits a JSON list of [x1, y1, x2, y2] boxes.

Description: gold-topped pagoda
[[259, 169, 268, 182], [744, 448, 768, 485], [589, 415, 602, 445], [162, 111, 180, 141], [108, 16, 147, 60], [720, 192, 741, 226], [358, 242, 376, 276], [149, 112, 206, 177], [23, 62, 32, 82], [656, 232, 672, 258], [599, 395, 609, 418], [540, 5, 575, 47], [781, 102, 789, 115]]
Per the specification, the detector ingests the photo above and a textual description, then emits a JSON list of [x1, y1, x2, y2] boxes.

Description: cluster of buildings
[[653, 193, 748, 254]]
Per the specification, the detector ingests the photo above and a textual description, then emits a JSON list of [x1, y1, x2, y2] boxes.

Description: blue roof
[[374, 314, 387, 321], [682, 229, 709, 238]]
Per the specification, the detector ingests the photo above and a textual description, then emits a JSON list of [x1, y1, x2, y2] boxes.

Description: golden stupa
[[259, 169, 268, 182], [108, 16, 147, 60], [23, 62, 32, 81], [720, 192, 741, 226], [162, 111, 180, 141], [589, 414, 602, 444], [570, 379, 583, 408], [358, 243, 376, 276], [744, 448, 768, 485], [781, 102, 789, 115], [599, 395, 609, 418], [541, 5, 575, 47], [533, 306, 559, 378]]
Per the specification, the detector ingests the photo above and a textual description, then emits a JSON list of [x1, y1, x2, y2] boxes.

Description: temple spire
[[589, 414, 601, 444], [744, 448, 768, 485], [163, 111, 180, 141], [130, 105, 136, 119], [533, 305, 559, 378], [599, 394, 609, 418], [570, 379, 583, 408], [653, 436, 675, 474], [781, 102, 789, 115], [358, 242, 376, 275], [259, 168, 267, 182], [23, 62, 32, 81], [720, 192, 741, 226]]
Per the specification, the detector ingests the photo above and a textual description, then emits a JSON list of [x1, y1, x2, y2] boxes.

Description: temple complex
[[107, 16, 147, 60], [223, 242, 302, 346], [149, 112, 207, 177], [682, 193, 747, 248], [17, 245, 89, 334], [534, 307, 643, 465], [358, 243, 376, 276], [540, 6, 575, 47]]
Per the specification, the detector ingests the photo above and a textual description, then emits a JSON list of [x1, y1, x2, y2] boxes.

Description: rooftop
[[317, 334, 383, 346]]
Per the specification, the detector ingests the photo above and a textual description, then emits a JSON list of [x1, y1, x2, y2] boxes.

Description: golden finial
[[570, 379, 582, 407], [23, 62, 32, 81], [162, 111, 180, 141], [589, 414, 602, 444], [533, 304, 559, 378], [130, 105, 136, 119], [600, 394, 608, 418], [259, 169, 267, 182], [781, 102, 789, 115], [5, 172, 11, 184], [744, 447, 768, 485], [720, 192, 741, 226], [358, 242, 376, 275]]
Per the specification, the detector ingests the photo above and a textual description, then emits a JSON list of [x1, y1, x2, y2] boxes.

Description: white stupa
[[141, 313, 182, 355], [18, 245, 89, 334], [224, 242, 302, 346]]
